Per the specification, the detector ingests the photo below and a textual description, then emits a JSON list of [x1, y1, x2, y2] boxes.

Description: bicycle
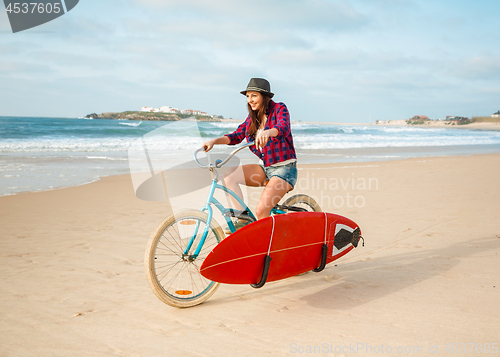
[[144, 142, 321, 308]]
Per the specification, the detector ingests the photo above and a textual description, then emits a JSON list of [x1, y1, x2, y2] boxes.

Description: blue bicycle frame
[[181, 178, 254, 259], [184, 142, 287, 259]]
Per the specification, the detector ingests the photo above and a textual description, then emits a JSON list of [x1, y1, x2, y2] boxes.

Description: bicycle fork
[[182, 179, 219, 261]]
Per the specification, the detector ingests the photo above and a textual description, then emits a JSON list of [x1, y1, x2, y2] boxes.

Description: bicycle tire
[[282, 194, 322, 212], [145, 209, 224, 308]]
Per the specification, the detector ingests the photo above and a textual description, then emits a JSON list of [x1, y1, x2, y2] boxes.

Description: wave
[[204, 122, 240, 129], [0, 136, 209, 152], [3, 130, 500, 153], [2, 117, 500, 155], [86, 156, 128, 161], [119, 121, 142, 127], [3, 117, 500, 197]]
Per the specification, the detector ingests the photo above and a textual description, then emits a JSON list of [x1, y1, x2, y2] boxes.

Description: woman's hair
[[247, 93, 272, 138]]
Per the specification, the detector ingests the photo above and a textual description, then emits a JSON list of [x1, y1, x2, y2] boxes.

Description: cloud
[[0, 60, 54, 75], [99, 0, 372, 97], [34, 50, 119, 69], [1, 0, 499, 121], [0, 6, 11, 32], [132, 0, 369, 32], [444, 55, 500, 80], [0, 42, 38, 55], [0, 1, 370, 98]]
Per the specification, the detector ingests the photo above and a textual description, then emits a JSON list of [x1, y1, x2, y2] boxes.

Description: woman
[[203, 78, 297, 229]]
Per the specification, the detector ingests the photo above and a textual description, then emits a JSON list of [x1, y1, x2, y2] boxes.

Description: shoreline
[[3, 151, 500, 199]]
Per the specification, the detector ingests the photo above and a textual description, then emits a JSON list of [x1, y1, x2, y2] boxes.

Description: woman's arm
[[203, 117, 250, 152], [271, 103, 291, 140], [202, 136, 231, 152]]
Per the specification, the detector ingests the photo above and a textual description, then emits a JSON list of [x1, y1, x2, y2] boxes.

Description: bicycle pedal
[[224, 208, 250, 218], [237, 214, 256, 222]]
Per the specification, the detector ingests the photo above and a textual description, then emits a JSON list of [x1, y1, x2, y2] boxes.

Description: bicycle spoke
[[156, 240, 183, 256], [162, 261, 191, 292], [186, 263, 202, 296], [156, 259, 184, 283], [159, 229, 183, 252], [154, 260, 182, 273], [194, 263, 210, 294], [164, 225, 185, 252], [191, 261, 210, 294]]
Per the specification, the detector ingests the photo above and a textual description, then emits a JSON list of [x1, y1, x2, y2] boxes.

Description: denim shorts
[[259, 161, 298, 188]]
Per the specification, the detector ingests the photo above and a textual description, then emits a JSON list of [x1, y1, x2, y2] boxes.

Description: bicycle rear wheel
[[282, 194, 322, 212], [145, 210, 224, 308]]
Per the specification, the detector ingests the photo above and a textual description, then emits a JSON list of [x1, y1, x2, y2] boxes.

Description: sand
[[1, 154, 499, 356], [299, 120, 500, 131], [375, 120, 500, 131]]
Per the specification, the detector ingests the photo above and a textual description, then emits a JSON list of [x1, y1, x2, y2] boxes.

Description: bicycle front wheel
[[145, 210, 224, 308]]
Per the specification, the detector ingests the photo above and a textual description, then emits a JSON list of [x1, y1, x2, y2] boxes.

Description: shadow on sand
[[205, 236, 497, 309]]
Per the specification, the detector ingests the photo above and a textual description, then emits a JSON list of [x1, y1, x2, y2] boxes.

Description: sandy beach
[[298, 120, 500, 132], [374, 120, 500, 131], [1, 154, 499, 356]]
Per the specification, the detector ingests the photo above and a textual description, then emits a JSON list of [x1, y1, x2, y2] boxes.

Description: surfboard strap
[[313, 212, 328, 273], [250, 215, 276, 289]]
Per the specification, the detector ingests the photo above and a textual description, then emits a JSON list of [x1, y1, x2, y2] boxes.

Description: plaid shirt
[[225, 100, 296, 167]]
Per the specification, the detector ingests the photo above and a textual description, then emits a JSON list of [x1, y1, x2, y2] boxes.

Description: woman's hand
[[202, 139, 216, 152], [202, 136, 230, 152], [256, 128, 279, 148], [256, 130, 271, 148]]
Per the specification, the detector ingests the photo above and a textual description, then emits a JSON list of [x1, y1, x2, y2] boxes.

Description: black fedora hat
[[240, 78, 274, 98]]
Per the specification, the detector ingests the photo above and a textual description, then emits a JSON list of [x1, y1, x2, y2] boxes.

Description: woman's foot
[[224, 219, 251, 235]]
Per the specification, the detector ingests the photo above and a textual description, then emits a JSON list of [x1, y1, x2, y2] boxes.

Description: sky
[[0, 0, 499, 123]]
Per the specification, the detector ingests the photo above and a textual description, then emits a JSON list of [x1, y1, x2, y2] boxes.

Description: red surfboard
[[200, 212, 363, 285]]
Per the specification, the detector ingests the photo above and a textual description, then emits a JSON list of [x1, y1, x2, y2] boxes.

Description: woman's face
[[246, 91, 264, 111]]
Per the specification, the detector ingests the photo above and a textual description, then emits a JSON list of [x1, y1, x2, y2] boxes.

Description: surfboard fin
[[335, 227, 363, 249], [250, 255, 272, 289], [313, 244, 328, 272], [352, 228, 361, 248]]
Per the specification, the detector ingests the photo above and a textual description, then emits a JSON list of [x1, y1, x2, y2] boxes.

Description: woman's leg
[[223, 164, 266, 210], [255, 176, 292, 219]]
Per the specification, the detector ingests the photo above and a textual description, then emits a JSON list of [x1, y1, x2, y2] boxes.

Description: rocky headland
[[85, 111, 222, 122]]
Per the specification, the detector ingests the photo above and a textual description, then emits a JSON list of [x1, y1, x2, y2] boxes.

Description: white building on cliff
[[160, 106, 180, 113]]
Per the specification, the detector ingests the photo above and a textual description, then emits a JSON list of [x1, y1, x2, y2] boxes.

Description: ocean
[[2, 116, 500, 197]]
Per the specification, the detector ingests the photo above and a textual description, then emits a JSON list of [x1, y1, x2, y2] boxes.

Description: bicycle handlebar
[[194, 141, 255, 168]]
